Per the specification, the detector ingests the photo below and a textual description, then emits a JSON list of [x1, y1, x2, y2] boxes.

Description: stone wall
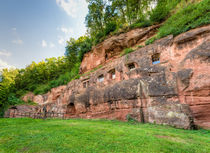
[[6, 25, 210, 129]]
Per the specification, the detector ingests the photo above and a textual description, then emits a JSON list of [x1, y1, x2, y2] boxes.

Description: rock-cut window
[[98, 75, 104, 82], [127, 63, 135, 71], [109, 69, 116, 80], [83, 81, 89, 88], [112, 71, 116, 79], [152, 53, 160, 64]]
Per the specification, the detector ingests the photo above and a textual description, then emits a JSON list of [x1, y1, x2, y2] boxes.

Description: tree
[[0, 68, 18, 116], [85, 0, 106, 38], [66, 36, 92, 62]]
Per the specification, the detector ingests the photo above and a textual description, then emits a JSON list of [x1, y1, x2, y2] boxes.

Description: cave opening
[[109, 69, 116, 80], [105, 53, 108, 61], [98, 74, 104, 82], [127, 63, 136, 71], [152, 53, 160, 64], [66, 103, 76, 114]]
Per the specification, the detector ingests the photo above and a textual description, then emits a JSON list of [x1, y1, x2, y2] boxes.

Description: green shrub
[[94, 32, 105, 45], [33, 63, 81, 95], [157, 0, 210, 38], [130, 19, 152, 29], [150, 0, 170, 23], [49, 72, 71, 89], [0, 107, 5, 117], [78, 38, 93, 62], [145, 37, 157, 46], [146, 0, 210, 46], [120, 48, 134, 56], [8, 94, 25, 105], [15, 89, 27, 98], [126, 114, 137, 123], [0, 105, 9, 117], [27, 84, 38, 91], [72, 74, 80, 80], [104, 22, 117, 36], [27, 99, 37, 105], [138, 45, 144, 48], [33, 84, 51, 95], [150, 0, 181, 23]]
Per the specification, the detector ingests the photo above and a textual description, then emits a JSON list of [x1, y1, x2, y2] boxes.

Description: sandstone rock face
[[4, 105, 41, 118], [7, 25, 210, 129], [80, 25, 160, 74]]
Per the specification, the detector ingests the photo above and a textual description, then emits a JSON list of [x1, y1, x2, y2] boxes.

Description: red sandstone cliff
[[80, 24, 160, 74], [5, 24, 210, 129]]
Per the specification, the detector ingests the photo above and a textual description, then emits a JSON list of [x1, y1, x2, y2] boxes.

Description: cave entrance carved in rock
[[66, 103, 76, 114]]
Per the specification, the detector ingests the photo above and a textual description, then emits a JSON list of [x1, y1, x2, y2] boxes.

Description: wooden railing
[[4, 111, 77, 120]]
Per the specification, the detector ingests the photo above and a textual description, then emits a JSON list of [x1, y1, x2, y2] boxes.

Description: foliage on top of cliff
[[66, 0, 208, 59], [146, 0, 210, 45]]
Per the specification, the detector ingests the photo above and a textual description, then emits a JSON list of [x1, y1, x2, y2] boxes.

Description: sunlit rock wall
[[6, 25, 210, 129]]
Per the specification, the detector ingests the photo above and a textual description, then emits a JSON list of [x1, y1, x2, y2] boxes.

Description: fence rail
[[4, 111, 77, 120]]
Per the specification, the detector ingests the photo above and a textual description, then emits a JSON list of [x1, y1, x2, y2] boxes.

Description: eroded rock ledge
[[5, 25, 210, 129]]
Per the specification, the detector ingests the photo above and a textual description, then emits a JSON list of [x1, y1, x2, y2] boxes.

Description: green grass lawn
[[0, 118, 209, 153]]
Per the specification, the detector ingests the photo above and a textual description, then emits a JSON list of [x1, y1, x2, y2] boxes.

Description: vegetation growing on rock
[[146, 0, 210, 45], [120, 48, 134, 56]]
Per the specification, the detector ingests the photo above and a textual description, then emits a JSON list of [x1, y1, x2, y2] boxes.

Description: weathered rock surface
[[6, 25, 210, 129], [80, 25, 160, 74]]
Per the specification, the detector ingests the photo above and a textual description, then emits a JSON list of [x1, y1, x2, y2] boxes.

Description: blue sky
[[0, 0, 88, 70]]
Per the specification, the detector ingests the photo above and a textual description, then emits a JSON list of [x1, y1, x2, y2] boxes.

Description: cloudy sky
[[0, 0, 88, 70]]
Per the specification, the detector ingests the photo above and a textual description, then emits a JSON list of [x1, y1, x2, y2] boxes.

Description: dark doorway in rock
[[152, 53, 160, 64], [108, 69, 116, 80], [105, 54, 108, 61], [127, 63, 135, 71], [98, 74, 104, 82], [67, 103, 76, 114]]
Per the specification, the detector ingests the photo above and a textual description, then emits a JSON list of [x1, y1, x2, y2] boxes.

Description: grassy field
[[0, 118, 209, 153]]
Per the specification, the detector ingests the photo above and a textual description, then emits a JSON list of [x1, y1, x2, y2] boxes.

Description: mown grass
[[0, 118, 209, 153]]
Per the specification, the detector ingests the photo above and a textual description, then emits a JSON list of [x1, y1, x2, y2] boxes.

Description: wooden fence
[[4, 111, 77, 120]]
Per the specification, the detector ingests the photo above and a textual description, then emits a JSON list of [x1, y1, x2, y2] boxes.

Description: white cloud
[[0, 49, 11, 57], [56, 0, 88, 40], [12, 27, 16, 31], [58, 26, 74, 34], [56, 0, 88, 44], [42, 40, 47, 48], [11, 28, 23, 45], [49, 42, 55, 48], [56, 0, 78, 17], [58, 36, 65, 45], [57, 26, 74, 46], [56, 0, 88, 18], [0, 59, 15, 70], [12, 39, 23, 45], [42, 40, 56, 48]]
